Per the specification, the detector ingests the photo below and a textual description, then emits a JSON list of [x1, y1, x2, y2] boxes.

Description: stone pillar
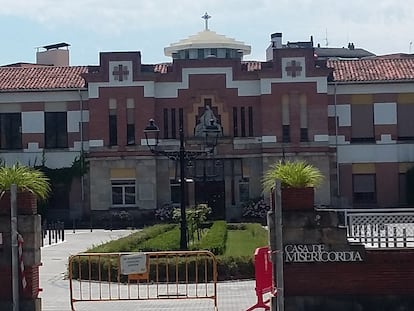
[[0, 192, 42, 311]]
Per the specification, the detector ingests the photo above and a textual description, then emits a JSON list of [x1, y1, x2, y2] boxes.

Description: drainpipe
[[78, 89, 85, 203], [334, 82, 340, 198]]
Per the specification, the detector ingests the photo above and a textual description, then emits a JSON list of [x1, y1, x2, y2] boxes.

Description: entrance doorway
[[195, 181, 225, 219]]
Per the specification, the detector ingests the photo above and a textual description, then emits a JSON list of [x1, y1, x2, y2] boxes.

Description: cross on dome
[[202, 12, 211, 30]]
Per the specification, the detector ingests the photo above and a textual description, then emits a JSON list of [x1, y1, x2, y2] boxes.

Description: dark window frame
[[0, 113, 22, 149], [45, 112, 68, 149], [111, 179, 136, 206]]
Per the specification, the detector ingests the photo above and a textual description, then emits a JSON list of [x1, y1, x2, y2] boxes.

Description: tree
[[0, 163, 51, 200]]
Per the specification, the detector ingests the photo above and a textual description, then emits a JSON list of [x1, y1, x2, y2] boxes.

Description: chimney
[[271, 33, 283, 49], [266, 32, 283, 61], [36, 43, 70, 66]]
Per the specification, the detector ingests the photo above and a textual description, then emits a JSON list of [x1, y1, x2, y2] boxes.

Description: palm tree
[[0, 163, 50, 200], [262, 160, 323, 192]]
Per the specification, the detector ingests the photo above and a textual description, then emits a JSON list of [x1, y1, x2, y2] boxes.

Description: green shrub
[[87, 224, 176, 252], [138, 226, 180, 251], [199, 220, 227, 255], [216, 255, 254, 280]]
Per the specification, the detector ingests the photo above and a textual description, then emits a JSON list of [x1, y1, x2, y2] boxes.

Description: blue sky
[[1, 0, 413, 66]]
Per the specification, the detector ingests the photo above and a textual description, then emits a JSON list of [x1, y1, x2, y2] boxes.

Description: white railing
[[316, 207, 414, 248]]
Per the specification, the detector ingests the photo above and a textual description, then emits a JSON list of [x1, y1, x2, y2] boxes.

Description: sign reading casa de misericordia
[[284, 244, 363, 263]]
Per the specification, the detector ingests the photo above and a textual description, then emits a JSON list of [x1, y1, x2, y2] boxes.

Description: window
[[397, 104, 414, 140], [300, 95, 308, 142], [126, 99, 135, 145], [171, 109, 176, 139], [0, 113, 21, 149], [248, 107, 254, 137], [282, 125, 290, 143], [232, 106, 253, 137], [300, 128, 308, 142], [198, 49, 205, 59], [240, 107, 246, 137], [111, 180, 136, 206], [351, 105, 374, 142], [127, 108, 135, 145], [109, 109, 117, 146], [399, 173, 407, 205], [239, 178, 250, 202], [170, 180, 180, 204], [233, 107, 238, 137], [353, 174, 376, 204], [45, 112, 67, 148], [282, 95, 290, 142]]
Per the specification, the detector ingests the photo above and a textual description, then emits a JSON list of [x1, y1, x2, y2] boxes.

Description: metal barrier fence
[[42, 221, 65, 247], [317, 208, 414, 248], [68, 250, 218, 311]]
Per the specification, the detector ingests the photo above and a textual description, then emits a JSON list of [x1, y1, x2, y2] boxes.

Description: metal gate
[[68, 250, 218, 310]]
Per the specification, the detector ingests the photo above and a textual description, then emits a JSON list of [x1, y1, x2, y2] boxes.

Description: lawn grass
[[224, 223, 268, 257]]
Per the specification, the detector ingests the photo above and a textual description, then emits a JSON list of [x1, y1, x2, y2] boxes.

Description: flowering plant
[[242, 197, 270, 219], [155, 202, 175, 222]]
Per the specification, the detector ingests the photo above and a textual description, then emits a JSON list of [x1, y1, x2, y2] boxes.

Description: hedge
[[87, 223, 176, 253], [199, 220, 227, 255]]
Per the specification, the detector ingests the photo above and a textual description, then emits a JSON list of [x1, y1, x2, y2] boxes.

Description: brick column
[[0, 191, 42, 311]]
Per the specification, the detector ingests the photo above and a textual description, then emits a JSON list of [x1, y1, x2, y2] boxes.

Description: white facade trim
[[0, 90, 87, 103], [374, 102, 397, 125], [22, 111, 44, 133], [377, 134, 396, 144], [328, 104, 351, 126], [89, 66, 328, 99], [314, 134, 329, 142], [261, 136, 277, 143], [67, 110, 89, 133], [281, 57, 306, 79], [337, 143, 414, 163], [108, 61, 133, 83], [89, 139, 104, 147], [329, 135, 349, 145], [328, 83, 414, 95]]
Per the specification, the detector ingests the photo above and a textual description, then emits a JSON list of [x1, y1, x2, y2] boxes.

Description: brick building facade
[[0, 27, 413, 223]]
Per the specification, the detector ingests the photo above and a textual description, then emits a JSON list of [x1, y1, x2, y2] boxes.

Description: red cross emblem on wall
[[286, 60, 302, 78], [112, 64, 129, 81]]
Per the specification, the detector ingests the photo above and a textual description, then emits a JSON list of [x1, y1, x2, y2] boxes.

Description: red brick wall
[[284, 249, 414, 296], [376, 162, 399, 207]]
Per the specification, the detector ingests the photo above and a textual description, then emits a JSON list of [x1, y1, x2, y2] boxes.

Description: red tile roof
[[2, 58, 414, 90], [327, 58, 414, 82], [0, 66, 88, 90]]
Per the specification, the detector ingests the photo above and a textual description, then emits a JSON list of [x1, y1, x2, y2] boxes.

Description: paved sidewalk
[[40, 229, 258, 311]]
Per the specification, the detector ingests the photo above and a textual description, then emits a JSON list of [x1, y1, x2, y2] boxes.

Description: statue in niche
[[194, 105, 223, 137]]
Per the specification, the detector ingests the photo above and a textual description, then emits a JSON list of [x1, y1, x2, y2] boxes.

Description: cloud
[[1, 0, 414, 60]]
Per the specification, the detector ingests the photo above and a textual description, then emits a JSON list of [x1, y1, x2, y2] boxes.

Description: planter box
[[0, 192, 37, 215], [281, 187, 314, 211]]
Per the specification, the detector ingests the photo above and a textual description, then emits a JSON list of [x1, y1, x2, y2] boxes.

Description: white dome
[[164, 29, 251, 57]]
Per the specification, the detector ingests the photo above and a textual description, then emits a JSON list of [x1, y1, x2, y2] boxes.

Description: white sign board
[[120, 253, 147, 275]]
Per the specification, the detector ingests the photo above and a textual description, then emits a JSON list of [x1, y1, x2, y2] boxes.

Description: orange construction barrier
[[246, 246, 275, 311]]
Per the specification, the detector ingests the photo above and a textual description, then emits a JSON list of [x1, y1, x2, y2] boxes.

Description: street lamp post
[[144, 119, 220, 250]]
